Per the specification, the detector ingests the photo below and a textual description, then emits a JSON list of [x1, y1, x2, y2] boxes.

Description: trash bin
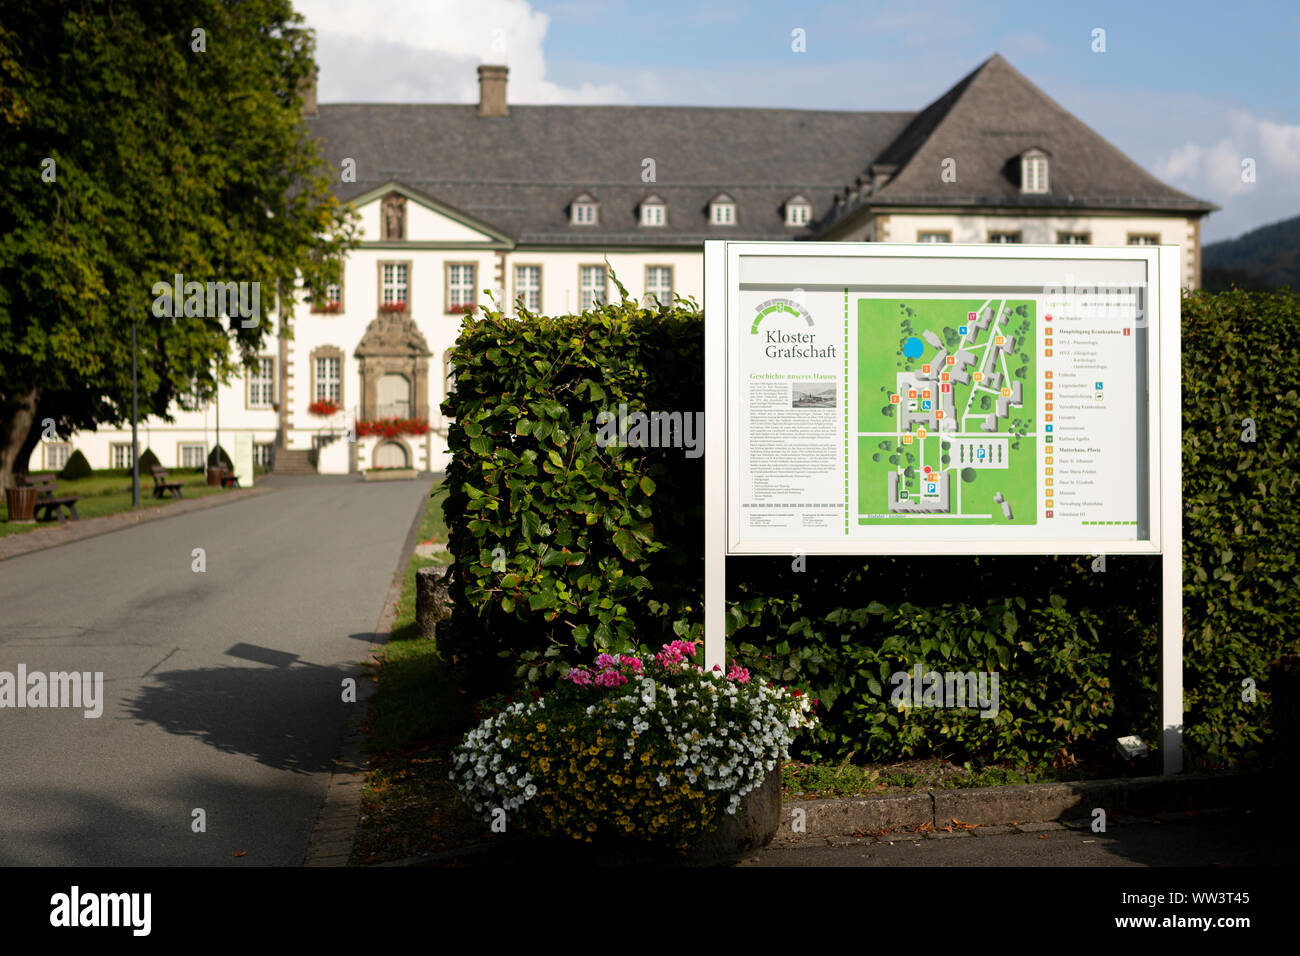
[[5, 486, 36, 523], [206, 467, 223, 486]]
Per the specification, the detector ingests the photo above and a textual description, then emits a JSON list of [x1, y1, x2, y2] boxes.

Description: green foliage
[[1179, 287, 1300, 763], [58, 449, 93, 480], [442, 287, 1299, 770], [439, 281, 703, 693], [136, 447, 161, 473], [207, 445, 233, 470], [0, 2, 358, 488]]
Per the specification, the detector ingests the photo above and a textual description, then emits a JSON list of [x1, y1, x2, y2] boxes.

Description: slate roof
[[829, 54, 1216, 224], [307, 105, 914, 243], [306, 54, 1214, 247]]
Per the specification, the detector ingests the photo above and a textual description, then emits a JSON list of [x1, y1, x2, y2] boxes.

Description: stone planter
[[5, 486, 36, 523], [679, 766, 782, 865], [363, 468, 417, 481], [525, 767, 783, 867]]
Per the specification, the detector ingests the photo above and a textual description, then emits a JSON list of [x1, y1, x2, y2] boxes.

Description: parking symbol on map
[[927, 482, 936, 494]]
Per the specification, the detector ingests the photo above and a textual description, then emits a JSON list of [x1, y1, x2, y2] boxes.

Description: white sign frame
[[703, 240, 1183, 773]]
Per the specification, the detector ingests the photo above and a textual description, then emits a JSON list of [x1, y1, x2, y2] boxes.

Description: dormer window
[[785, 195, 812, 227], [710, 193, 736, 226], [1020, 149, 1049, 194], [571, 193, 598, 226], [640, 195, 666, 227]]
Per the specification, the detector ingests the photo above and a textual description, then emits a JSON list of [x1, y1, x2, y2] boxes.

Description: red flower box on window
[[354, 417, 430, 439], [448, 302, 476, 315], [380, 301, 408, 313], [317, 301, 342, 314], [308, 400, 341, 417]]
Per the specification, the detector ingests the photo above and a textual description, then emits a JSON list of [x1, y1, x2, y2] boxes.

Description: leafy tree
[[0, 1, 358, 492]]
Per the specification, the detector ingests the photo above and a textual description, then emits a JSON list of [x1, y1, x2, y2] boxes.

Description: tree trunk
[[0, 385, 41, 494]]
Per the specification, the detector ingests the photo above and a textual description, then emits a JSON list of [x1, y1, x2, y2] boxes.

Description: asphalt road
[[0, 475, 431, 865]]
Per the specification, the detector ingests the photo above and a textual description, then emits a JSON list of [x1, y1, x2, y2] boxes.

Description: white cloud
[[294, 0, 626, 104], [1050, 88, 1300, 242]]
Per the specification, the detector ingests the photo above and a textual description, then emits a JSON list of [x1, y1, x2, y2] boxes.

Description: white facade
[[28, 199, 1200, 480], [30, 188, 705, 475]]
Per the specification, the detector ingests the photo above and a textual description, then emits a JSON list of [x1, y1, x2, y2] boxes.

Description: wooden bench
[[20, 475, 81, 524], [219, 468, 240, 489], [151, 467, 185, 499]]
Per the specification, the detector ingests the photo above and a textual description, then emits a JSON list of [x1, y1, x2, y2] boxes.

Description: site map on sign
[[856, 297, 1037, 526]]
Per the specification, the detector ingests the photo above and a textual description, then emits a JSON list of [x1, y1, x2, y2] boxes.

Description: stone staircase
[[272, 448, 317, 475]]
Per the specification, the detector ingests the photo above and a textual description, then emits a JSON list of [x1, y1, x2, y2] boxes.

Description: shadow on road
[[123, 660, 360, 775]]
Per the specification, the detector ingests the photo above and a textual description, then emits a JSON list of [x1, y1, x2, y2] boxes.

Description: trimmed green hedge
[[439, 281, 703, 696], [441, 286, 1300, 769], [58, 449, 93, 480]]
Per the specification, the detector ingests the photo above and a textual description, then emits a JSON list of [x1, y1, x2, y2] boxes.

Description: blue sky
[[297, 0, 1300, 243]]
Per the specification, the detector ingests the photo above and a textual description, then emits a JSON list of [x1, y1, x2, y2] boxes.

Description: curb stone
[[782, 771, 1271, 843], [303, 478, 434, 866]]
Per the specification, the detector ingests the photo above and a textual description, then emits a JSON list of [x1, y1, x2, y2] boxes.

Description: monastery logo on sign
[[751, 297, 813, 333]]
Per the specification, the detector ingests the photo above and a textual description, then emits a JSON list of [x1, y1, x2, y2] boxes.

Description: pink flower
[[726, 662, 750, 684], [655, 640, 698, 670], [567, 668, 592, 686]]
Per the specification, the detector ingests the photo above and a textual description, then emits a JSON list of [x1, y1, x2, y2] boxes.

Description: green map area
[[857, 297, 1037, 526]]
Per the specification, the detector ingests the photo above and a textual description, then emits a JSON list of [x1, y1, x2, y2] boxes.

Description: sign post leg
[[1159, 534, 1183, 774], [703, 240, 726, 674]]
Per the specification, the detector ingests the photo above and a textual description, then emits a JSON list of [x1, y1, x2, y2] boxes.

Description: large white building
[[33, 54, 1215, 476]]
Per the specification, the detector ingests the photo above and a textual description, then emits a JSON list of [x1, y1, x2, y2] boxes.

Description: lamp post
[[131, 317, 140, 508]]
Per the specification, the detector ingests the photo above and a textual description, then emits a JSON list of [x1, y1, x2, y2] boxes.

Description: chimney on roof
[[478, 64, 509, 118], [300, 68, 318, 118]]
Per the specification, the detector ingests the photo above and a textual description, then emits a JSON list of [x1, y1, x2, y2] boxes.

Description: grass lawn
[[353, 480, 486, 864], [1, 469, 236, 537]]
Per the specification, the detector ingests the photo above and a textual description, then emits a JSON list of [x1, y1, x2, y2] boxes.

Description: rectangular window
[[1128, 233, 1160, 245], [315, 356, 341, 403], [917, 231, 951, 243], [1057, 232, 1091, 244], [247, 357, 275, 408], [988, 231, 1022, 244], [448, 263, 476, 312], [45, 443, 70, 471], [712, 204, 734, 225], [580, 265, 607, 311], [111, 443, 132, 469], [312, 279, 343, 313], [180, 443, 206, 469], [380, 263, 408, 308], [514, 265, 542, 312], [641, 204, 665, 227], [645, 265, 673, 305], [1023, 156, 1049, 193], [254, 443, 274, 468]]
